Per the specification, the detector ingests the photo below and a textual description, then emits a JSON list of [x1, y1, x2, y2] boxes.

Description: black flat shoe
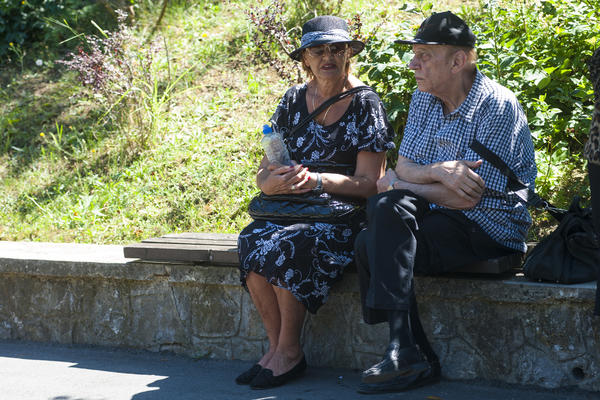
[[357, 360, 441, 394], [235, 363, 262, 385], [250, 356, 307, 389], [361, 344, 428, 384]]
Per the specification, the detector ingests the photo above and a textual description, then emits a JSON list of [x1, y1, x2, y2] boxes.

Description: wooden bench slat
[[141, 237, 238, 247], [161, 232, 239, 241], [210, 250, 240, 265], [453, 252, 523, 274], [124, 242, 238, 264], [125, 233, 525, 274], [128, 242, 233, 251], [124, 243, 210, 262]]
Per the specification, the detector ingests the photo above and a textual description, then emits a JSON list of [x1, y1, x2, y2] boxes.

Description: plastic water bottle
[[261, 124, 292, 166]]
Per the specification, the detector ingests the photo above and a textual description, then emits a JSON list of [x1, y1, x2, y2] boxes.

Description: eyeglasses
[[305, 43, 348, 57]]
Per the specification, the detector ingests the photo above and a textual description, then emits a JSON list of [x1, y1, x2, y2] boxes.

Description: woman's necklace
[[313, 85, 333, 125], [312, 77, 347, 126]]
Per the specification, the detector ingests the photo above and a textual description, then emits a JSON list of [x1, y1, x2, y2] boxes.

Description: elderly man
[[354, 11, 537, 393]]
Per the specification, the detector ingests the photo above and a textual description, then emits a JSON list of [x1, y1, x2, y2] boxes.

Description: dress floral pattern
[[238, 83, 394, 314]]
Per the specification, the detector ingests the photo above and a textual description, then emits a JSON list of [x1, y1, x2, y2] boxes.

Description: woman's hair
[[301, 45, 352, 80]]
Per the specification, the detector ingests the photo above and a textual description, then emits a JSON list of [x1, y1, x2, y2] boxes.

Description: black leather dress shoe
[[358, 359, 441, 394], [235, 363, 262, 385], [361, 344, 428, 384], [250, 356, 307, 389]]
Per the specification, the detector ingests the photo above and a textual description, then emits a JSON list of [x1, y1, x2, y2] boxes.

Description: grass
[[0, 0, 593, 243], [0, 0, 291, 243]]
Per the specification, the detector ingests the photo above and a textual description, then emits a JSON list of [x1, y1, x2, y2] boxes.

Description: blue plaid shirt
[[398, 70, 537, 252]]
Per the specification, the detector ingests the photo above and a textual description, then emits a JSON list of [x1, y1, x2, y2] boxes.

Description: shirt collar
[[428, 69, 486, 123], [451, 69, 486, 122]]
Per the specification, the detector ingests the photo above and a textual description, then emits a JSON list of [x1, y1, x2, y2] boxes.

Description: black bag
[[523, 196, 600, 284], [470, 139, 600, 315], [248, 191, 362, 223], [248, 86, 374, 224]]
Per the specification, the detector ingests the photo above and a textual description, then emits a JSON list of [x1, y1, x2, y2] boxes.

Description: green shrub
[[355, 17, 416, 167], [0, 0, 128, 60], [284, 0, 344, 32], [471, 0, 599, 199]]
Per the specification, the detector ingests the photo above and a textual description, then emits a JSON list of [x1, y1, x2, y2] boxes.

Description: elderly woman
[[236, 16, 395, 389]]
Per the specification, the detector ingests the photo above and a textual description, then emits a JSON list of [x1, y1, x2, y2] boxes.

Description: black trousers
[[355, 190, 518, 324]]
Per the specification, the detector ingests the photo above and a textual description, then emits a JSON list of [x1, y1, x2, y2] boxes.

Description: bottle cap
[[262, 124, 273, 134]]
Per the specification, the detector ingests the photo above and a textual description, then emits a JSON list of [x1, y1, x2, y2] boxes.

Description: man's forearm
[[394, 158, 436, 184], [393, 180, 479, 210], [393, 155, 484, 206]]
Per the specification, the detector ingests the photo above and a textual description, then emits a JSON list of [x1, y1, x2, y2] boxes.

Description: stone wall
[[0, 241, 598, 391]]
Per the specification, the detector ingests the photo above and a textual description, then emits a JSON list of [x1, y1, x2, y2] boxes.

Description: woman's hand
[[376, 169, 399, 193], [259, 162, 312, 195]]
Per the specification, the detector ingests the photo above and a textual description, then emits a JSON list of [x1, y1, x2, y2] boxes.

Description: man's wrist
[[428, 162, 443, 183]]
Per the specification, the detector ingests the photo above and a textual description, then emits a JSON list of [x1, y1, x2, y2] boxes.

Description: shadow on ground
[[0, 340, 597, 400]]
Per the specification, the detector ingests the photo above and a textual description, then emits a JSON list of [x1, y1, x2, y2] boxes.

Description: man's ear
[[450, 50, 467, 73]]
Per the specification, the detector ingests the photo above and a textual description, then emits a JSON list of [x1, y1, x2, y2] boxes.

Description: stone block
[[303, 293, 355, 368], [351, 319, 388, 355], [189, 285, 242, 338], [0, 276, 80, 343], [238, 291, 266, 339], [165, 265, 239, 285], [128, 279, 189, 348], [87, 284, 131, 343]]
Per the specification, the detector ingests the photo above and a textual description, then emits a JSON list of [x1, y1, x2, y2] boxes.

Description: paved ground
[[1, 340, 598, 400]]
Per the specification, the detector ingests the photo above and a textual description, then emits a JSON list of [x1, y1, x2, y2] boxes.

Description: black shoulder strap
[[288, 86, 375, 137], [469, 139, 565, 219]]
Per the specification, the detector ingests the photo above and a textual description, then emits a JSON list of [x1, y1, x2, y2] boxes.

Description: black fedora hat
[[289, 15, 365, 61], [395, 11, 476, 48]]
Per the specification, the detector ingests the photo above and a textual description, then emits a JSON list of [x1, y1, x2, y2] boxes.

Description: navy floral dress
[[238, 83, 395, 314]]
